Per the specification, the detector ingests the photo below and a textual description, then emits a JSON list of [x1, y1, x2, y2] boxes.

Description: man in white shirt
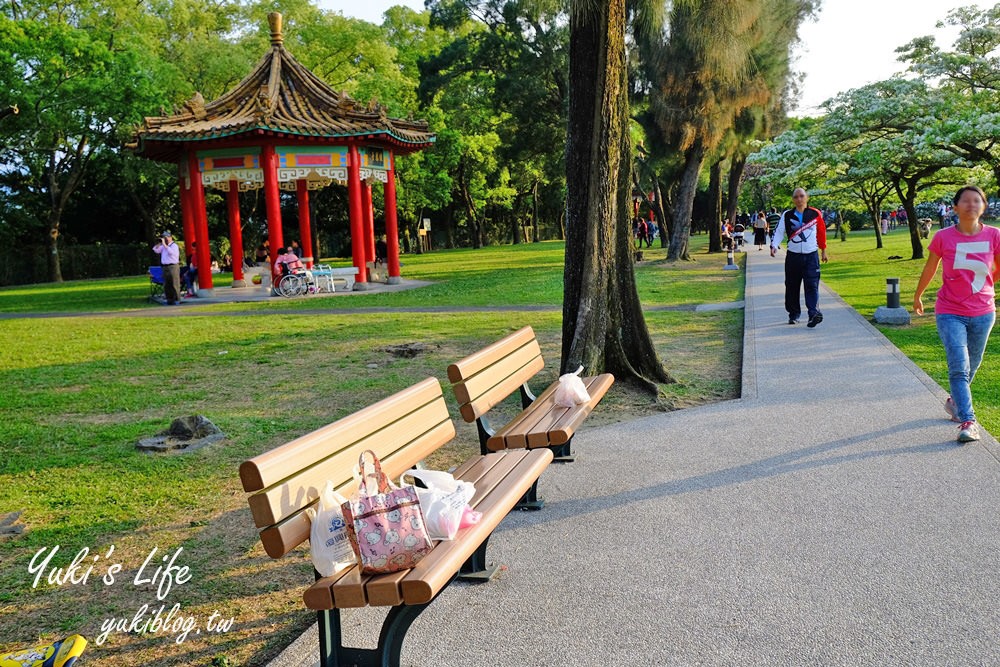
[[152, 231, 182, 305]]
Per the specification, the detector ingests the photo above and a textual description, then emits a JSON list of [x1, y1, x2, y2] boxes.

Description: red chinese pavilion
[[131, 13, 435, 293]]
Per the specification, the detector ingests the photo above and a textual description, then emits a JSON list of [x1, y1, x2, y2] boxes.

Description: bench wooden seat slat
[[493, 374, 616, 451], [399, 449, 551, 604], [302, 566, 356, 611], [365, 570, 409, 607], [530, 374, 615, 446], [450, 340, 543, 407], [331, 567, 371, 608], [487, 380, 562, 449]]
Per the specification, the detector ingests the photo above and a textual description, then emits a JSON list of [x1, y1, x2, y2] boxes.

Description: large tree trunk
[[457, 159, 482, 249], [726, 156, 745, 224], [47, 209, 64, 283], [667, 143, 706, 261], [45, 141, 88, 283], [869, 207, 884, 249], [659, 180, 675, 247], [893, 179, 924, 260], [563, 0, 671, 392], [707, 159, 723, 253], [532, 180, 540, 243]]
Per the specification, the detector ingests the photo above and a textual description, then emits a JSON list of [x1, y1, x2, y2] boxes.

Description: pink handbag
[[341, 450, 433, 574]]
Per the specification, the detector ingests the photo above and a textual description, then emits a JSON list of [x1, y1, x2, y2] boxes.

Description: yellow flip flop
[[0, 634, 87, 667]]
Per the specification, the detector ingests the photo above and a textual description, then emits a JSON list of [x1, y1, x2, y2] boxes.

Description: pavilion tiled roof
[[132, 13, 434, 162]]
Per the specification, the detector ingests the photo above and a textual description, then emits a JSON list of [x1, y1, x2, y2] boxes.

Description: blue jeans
[[936, 312, 996, 423]]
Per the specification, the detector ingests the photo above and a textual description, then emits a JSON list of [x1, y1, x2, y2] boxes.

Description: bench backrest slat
[[446, 326, 537, 384], [447, 326, 545, 422], [247, 412, 454, 529], [240, 377, 455, 559], [240, 377, 444, 491]]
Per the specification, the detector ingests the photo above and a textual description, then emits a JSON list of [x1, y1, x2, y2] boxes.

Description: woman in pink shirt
[[914, 186, 1000, 443]]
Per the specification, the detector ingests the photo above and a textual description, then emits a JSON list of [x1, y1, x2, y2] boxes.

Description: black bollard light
[[723, 248, 738, 271], [886, 278, 900, 309], [875, 277, 910, 324]]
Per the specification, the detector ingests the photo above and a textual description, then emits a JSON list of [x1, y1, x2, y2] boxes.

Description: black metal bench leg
[[515, 478, 544, 511], [317, 602, 437, 667], [476, 416, 495, 456], [459, 535, 499, 581], [551, 435, 575, 463]]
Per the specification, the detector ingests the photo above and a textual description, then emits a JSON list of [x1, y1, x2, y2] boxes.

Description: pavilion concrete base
[[353, 281, 370, 291], [231, 279, 247, 288], [388, 276, 401, 285], [197, 287, 216, 298]]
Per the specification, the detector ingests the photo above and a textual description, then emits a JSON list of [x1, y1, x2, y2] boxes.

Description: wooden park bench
[[239, 377, 553, 667], [447, 326, 615, 464]]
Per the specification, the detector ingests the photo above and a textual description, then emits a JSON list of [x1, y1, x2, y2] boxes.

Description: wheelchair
[[275, 262, 315, 298]]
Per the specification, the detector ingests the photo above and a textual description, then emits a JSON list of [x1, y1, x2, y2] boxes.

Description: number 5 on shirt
[[954, 241, 991, 294]]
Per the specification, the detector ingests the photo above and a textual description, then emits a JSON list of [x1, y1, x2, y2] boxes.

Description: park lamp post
[[723, 247, 738, 271], [874, 277, 910, 324]]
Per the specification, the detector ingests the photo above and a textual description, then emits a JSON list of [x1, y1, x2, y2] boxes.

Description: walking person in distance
[[913, 185, 1000, 443], [770, 188, 828, 327]]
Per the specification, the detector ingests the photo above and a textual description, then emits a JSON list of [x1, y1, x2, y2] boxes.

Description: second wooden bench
[[447, 326, 614, 464]]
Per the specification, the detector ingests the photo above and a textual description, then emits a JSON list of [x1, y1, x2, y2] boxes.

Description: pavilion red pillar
[[347, 144, 367, 290], [262, 144, 284, 284], [296, 180, 315, 268], [186, 151, 214, 293], [226, 182, 245, 286], [178, 162, 195, 254], [384, 155, 401, 284], [362, 181, 375, 268]]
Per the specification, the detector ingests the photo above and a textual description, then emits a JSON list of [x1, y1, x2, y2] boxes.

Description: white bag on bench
[[554, 366, 591, 408], [401, 469, 475, 541], [306, 480, 356, 576]]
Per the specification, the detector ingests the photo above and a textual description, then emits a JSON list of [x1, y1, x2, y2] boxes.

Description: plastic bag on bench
[[401, 469, 477, 541], [342, 450, 433, 574], [306, 481, 357, 577], [554, 365, 591, 408]]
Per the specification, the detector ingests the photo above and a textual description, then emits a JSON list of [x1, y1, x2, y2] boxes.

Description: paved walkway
[[269, 249, 1000, 667]]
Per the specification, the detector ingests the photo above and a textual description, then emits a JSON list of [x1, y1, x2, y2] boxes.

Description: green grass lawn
[[0, 236, 745, 666], [5, 227, 995, 666], [820, 226, 1000, 436]]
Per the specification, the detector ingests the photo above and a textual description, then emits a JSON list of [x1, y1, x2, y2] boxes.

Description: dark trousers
[[163, 264, 181, 304], [784, 250, 821, 319]]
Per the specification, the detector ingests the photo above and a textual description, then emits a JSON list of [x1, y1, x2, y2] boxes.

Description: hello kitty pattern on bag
[[341, 451, 433, 574]]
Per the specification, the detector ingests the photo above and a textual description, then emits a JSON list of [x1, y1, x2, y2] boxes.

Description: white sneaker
[[958, 421, 980, 443], [944, 397, 960, 423]]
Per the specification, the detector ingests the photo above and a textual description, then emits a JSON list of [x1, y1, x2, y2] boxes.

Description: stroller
[[732, 223, 746, 251]]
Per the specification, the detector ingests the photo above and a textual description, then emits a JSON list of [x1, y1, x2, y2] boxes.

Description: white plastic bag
[[401, 469, 476, 541], [554, 365, 591, 408], [306, 480, 357, 577]]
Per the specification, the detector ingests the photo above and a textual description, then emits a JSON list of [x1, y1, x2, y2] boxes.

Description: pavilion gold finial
[[268, 13, 283, 46]]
